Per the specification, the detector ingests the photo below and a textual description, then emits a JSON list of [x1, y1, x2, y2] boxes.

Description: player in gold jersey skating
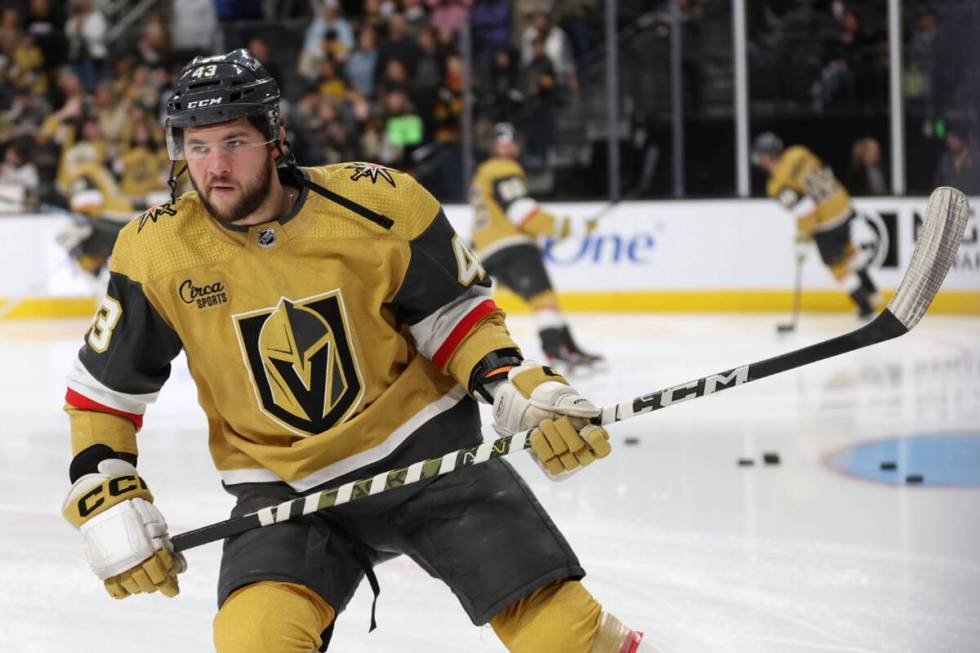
[[59, 49, 658, 653], [752, 132, 880, 318]]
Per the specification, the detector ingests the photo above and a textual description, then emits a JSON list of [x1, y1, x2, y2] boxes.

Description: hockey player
[[470, 122, 603, 371], [60, 50, 655, 653], [752, 132, 880, 318]]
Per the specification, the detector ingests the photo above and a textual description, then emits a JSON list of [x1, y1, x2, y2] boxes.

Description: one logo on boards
[[258, 228, 277, 248], [137, 203, 178, 233], [851, 210, 898, 269], [179, 278, 228, 310], [344, 162, 397, 187], [234, 290, 363, 436]]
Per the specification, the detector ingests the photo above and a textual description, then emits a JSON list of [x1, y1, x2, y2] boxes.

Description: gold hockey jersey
[[766, 145, 852, 237], [65, 163, 516, 491], [470, 157, 567, 259]]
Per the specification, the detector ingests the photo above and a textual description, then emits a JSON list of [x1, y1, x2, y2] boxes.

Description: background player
[[752, 132, 880, 319], [59, 49, 655, 653], [470, 122, 602, 372]]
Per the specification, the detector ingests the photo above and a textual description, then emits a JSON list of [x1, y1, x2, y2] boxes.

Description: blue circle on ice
[[828, 433, 980, 487]]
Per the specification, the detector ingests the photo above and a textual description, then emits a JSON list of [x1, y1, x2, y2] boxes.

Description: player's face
[[185, 118, 275, 224]]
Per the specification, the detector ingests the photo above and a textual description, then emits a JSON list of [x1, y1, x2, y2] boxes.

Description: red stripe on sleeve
[[431, 299, 498, 369], [65, 388, 144, 429], [517, 207, 540, 229]]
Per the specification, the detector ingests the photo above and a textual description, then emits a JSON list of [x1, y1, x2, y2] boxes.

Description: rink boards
[[0, 196, 977, 318]]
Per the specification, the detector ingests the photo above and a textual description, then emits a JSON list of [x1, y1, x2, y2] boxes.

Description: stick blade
[[886, 187, 970, 330]]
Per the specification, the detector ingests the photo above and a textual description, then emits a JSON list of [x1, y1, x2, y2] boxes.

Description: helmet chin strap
[[167, 161, 188, 203]]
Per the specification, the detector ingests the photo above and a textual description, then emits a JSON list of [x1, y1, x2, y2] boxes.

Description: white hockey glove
[[492, 362, 612, 477], [61, 459, 186, 599]]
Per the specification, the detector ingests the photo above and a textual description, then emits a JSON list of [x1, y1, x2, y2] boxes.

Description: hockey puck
[[879, 461, 897, 471], [624, 436, 640, 446], [905, 474, 924, 484], [737, 458, 754, 466], [762, 452, 780, 465]]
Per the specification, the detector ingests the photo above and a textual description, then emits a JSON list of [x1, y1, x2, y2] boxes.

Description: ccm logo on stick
[[186, 98, 223, 108]]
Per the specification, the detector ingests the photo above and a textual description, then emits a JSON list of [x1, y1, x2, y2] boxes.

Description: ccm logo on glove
[[76, 474, 149, 518]]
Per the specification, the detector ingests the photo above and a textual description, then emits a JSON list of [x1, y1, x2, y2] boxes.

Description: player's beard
[[192, 156, 274, 225]]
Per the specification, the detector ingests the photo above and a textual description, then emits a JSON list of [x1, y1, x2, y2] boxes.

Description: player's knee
[[491, 579, 601, 653], [213, 581, 335, 653]]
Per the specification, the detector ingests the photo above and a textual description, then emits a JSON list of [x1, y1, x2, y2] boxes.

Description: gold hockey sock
[[213, 580, 335, 653], [491, 579, 602, 653]]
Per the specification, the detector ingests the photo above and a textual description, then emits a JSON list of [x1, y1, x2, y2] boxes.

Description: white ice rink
[[1, 312, 978, 653]]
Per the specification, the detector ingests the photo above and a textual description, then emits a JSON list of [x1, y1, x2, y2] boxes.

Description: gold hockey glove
[[62, 459, 186, 599], [492, 362, 612, 477]]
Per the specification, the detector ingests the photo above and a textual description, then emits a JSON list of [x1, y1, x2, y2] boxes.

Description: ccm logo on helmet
[[186, 98, 223, 109]]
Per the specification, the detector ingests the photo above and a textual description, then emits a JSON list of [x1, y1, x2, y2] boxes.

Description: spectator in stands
[[0, 7, 22, 56], [905, 9, 937, 112], [4, 86, 51, 136], [10, 32, 46, 95], [346, 25, 380, 99], [92, 79, 129, 146], [301, 0, 355, 76], [433, 52, 464, 142], [414, 26, 444, 132], [470, 0, 512, 78], [116, 118, 168, 205], [811, 44, 855, 113], [521, 36, 559, 165], [25, 0, 68, 68], [426, 0, 472, 34], [560, 3, 595, 71], [403, 0, 432, 36], [934, 121, 980, 194], [64, 0, 107, 91], [846, 136, 887, 196], [0, 137, 40, 195], [135, 12, 173, 68], [169, 0, 221, 56], [520, 10, 578, 94], [360, 0, 391, 33], [316, 57, 348, 103], [482, 46, 523, 122], [378, 13, 423, 77]]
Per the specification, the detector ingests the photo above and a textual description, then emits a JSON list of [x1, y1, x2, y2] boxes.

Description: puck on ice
[[879, 461, 897, 471], [624, 436, 640, 445], [762, 452, 780, 465], [737, 458, 754, 466], [905, 474, 924, 484]]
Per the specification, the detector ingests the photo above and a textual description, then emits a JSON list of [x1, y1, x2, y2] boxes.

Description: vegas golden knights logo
[[234, 290, 363, 436]]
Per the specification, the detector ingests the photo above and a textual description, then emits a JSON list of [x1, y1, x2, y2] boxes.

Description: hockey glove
[[492, 362, 612, 477], [62, 459, 186, 599]]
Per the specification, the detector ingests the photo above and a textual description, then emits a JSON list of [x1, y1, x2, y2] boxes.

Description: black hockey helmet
[[165, 48, 280, 160], [750, 131, 784, 166]]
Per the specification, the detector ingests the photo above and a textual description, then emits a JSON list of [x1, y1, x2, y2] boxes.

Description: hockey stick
[[597, 186, 969, 425], [586, 144, 659, 226], [171, 187, 968, 553], [776, 255, 804, 334]]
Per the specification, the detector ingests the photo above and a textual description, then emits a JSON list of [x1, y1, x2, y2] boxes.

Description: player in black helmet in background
[[752, 132, 880, 319], [59, 49, 658, 653], [470, 123, 603, 372]]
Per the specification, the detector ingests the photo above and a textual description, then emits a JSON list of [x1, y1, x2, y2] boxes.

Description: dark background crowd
[[0, 0, 977, 210]]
